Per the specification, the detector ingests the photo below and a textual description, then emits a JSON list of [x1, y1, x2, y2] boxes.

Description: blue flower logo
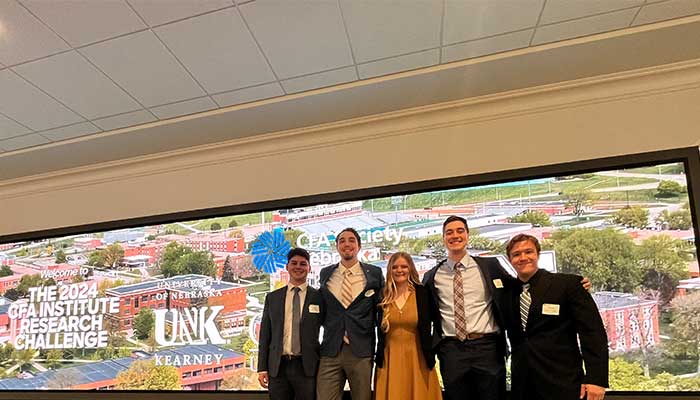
[[251, 229, 291, 274]]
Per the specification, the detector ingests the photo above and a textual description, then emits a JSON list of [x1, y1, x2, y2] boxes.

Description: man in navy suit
[[316, 227, 384, 400], [504, 234, 608, 400], [258, 248, 324, 400], [423, 215, 514, 400]]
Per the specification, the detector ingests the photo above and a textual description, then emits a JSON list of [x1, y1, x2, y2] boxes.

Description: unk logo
[[154, 306, 225, 346], [251, 229, 291, 274]]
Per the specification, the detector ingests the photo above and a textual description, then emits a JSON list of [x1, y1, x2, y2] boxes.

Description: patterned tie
[[341, 268, 354, 308], [341, 269, 353, 344], [520, 283, 531, 332], [453, 263, 468, 341], [291, 287, 301, 355]]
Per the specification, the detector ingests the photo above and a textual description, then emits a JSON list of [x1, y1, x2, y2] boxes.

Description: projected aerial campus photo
[[0, 160, 697, 392]]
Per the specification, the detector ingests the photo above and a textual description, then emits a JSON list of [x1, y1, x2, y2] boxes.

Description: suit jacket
[[503, 269, 609, 400], [319, 262, 384, 358], [375, 283, 435, 369], [422, 255, 516, 354], [257, 285, 324, 377]]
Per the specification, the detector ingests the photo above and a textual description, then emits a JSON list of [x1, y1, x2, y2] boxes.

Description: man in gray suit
[[258, 248, 324, 400], [316, 228, 384, 400]]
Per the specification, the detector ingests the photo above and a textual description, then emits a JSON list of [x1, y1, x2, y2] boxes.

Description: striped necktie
[[341, 268, 354, 308], [453, 263, 467, 341], [520, 283, 531, 332]]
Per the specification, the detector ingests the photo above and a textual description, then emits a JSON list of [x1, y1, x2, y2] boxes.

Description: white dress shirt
[[283, 282, 308, 355], [434, 254, 499, 336]]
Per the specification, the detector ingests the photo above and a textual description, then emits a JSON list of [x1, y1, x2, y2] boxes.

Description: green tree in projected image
[[547, 229, 694, 301], [158, 242, 216, 277], [549, 228, 641, 293], [608, 358, 700, 391], [508, 209, 552, 226], [611, 206, 650, 229], [116, 360, 180, 390], [133, 308, 155, 340], [666, 291, 700, 376]]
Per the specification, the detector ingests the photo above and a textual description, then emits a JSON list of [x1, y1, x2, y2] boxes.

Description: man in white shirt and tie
[[422, 216, 513, 400], [258, 248, 324, 400]]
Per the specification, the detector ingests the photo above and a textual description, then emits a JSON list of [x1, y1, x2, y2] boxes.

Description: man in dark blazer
[[316, 227, 384, 400], [422, 215, 515, 400], [258, 248, 324, 400], [504, 234, 608, 400]]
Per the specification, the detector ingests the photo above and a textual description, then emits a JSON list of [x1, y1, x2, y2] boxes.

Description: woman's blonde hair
[[379, 252, 421, 333]]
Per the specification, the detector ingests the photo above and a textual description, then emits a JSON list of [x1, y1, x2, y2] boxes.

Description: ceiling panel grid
[[0, 0, 698, 155]]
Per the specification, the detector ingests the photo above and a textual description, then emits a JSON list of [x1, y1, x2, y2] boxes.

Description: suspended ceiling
[[1, 0, 700, 181]]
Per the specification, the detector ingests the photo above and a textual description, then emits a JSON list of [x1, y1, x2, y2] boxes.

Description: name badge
[[364, 289, 375, 297], [542, 304, 560, 316], [308, 304, 320, 314], [493, 279, 503, 288]]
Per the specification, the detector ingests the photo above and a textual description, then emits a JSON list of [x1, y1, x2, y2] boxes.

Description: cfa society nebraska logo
[[251, 229, 291, 274]]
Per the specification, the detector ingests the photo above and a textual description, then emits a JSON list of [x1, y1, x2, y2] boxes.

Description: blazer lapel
[[527, 271, 552, 331], [473, 257, 495, 297], [299, 288, 312, 324], [276, 288, 287, 324]]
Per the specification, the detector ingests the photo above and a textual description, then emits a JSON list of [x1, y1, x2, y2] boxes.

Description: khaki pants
[[316, 344, 372, 400]]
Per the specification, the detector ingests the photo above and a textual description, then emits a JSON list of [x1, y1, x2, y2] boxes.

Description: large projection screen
[[0, 147, 699, 399]]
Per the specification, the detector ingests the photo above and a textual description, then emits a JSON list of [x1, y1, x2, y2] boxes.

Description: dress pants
[[316, 343, 372, 400], [437, 336, 506, 400], [268, 356, 315, 400]]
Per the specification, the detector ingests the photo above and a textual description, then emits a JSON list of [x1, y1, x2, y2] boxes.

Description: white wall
[[1, 60, 700, 238]]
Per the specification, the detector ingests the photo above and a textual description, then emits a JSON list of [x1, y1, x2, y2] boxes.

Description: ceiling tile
[[443, 0, 544, 45], [281, 66, 357, 95], [40, 121, 101, 142], [0, 133, 50, 151], [0, 69, 83, 130], [212, 82, 283, 107], [150, 97, 217, 119], [239, 0, 354, 79], [21, 0, 146, 47], [633, 0, 700, 26], [0, 114, 31, 140], [0, 1, 69, 66], [80, 30, 206, 107], [14, 51, 142, 119], [340, 0, 442, 63], [93, 110, 156, 131], [155, 7, 275, 94], [358, 49, 439, 79], [129, 0, 233, 27], [442, 29, 533, 63], [532, 8, 639, 45], [540, 0, 644, 25]]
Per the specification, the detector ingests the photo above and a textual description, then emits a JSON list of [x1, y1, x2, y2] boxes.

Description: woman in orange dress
[[374, 252, 442, 400]]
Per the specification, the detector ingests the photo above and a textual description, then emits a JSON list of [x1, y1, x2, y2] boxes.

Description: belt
[[452, 332, 499, 341], [281, 354, 302, 361]]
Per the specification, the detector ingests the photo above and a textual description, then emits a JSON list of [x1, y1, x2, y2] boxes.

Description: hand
[[580, 384, 605, 400], [581, 277, 592, 291], [258, 371, 269, 388]]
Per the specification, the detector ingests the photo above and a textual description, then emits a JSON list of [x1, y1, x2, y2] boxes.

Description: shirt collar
[[520, 269, 542, 286], [287, 282, 308, 293], [445, 254, 477, 271], [339, 261, 362, 275]]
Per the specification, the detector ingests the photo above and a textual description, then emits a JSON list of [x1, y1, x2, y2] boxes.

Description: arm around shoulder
[[568, 277, 609, 388]]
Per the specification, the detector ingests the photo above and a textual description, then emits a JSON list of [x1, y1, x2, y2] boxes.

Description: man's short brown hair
[[442, 215, 469, 234], [506, 234, 541, 258]]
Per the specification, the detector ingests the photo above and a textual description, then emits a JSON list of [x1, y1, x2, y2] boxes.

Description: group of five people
[[257, 215, 609, 400]]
